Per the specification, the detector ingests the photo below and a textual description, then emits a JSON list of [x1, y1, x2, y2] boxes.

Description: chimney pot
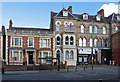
[[68, 6, 72, 14]]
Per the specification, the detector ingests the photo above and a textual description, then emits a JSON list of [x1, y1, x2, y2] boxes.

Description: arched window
[[115, 27, 118, 32], [65, 50, 69, 59], [103, 26, 106, 34], [79, 38, 82, 47], [70, 50, 74, 59], [70, 23, 72, 31], [94, 26, 98, 33], [56, 22, 60, 31], [65, 36, 69, 45], [101, 39, 104, 47], [104, 40, 108, 47], [89, 25, 93, 33], [94, 39, 97, 47], [90, 39, 93, 47], [81, 25, 84, 33], [56, 50, 60, 58], [65, 23, 68, 31], [57, 36, 60, 45], [70, 36, 74, 45], [83, 38, 86, 47]]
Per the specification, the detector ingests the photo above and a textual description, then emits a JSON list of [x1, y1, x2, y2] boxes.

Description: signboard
[[78, 48, 95, 54]]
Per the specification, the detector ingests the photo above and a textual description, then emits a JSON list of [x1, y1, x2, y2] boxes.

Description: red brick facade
[[112, 30, 120, 65]]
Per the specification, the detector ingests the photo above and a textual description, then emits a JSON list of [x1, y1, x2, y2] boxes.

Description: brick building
[[2, 6, 120, 70], [112, 30, 120, 65]]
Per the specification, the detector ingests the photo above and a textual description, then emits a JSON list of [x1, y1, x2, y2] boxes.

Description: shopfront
[[77, 48, 95, 65]]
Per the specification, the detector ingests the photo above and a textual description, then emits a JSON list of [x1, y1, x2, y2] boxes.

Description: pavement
[[1, 65, 120, 81]]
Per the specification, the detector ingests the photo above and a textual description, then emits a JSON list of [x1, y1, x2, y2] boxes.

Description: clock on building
[[63, 11, 68, 16]]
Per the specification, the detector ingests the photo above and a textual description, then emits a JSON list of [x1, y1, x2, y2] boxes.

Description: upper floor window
[[83, 38, 86, 47], [94, 26, 98, 33], [40, 38, 50, 48], [65, 36, 69, 45], [89, 25, 93, 33], [70, 36, 74, 45], [79, 38, 82, 47], [56, 22, 60, 31], [90, 39, 93, 47], [70, 23, 72, 31], [94, 39, 98, 47], [65, 50, 69, 59], [65, 23, 68, 31], [101, 39, 108, 48], [103, 26, 106, 34], [115, 27, 118, 32], [57, 36, 60, 45], [28, 37, 34, 47], [70, 50, 74, 59], [11, 37, 22, 47], [81, 25, 85, 33]]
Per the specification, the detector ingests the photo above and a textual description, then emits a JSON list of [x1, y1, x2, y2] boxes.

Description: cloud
[[99, 3, 118, 17]]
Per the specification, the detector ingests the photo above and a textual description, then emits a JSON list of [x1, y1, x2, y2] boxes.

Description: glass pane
[[43, 39, 47, 47], [14, 51, 19, 62], [29, 38, 33, 46], [20, 52, 22, 62], [15, 38, 19, 46]]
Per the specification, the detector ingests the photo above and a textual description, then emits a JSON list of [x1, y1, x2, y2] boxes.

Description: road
[[1, 65, 120, 81]]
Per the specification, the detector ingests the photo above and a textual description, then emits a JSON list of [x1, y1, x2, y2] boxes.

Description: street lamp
[[91, 16, 95, 70]]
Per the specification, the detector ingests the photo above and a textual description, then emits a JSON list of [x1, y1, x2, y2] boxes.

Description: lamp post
[[91, 16, 95, 70]]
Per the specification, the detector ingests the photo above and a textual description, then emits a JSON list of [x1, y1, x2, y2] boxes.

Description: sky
[[0, 2, 119, 30]]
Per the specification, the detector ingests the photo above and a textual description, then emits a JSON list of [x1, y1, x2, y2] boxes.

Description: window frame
[[28, 37, 34, 47], [81, 25, 85, 33], [11, 37, 22, 47]]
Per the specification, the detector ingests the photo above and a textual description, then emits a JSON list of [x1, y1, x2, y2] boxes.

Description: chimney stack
[[2, 25, 5, 34], [97, 9, 104, 18], [68, 6, 72, 14], [9, 19, 13, 29]]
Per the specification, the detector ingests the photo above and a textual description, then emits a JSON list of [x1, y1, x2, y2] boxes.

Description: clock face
[[63, 11, 68, 16]]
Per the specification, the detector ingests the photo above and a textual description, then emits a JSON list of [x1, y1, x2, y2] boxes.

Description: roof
[[7, 27, 53, 34]]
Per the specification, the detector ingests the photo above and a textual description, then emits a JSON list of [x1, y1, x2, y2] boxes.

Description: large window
[[70, 23, 72, 31], [79, 38, 82, 47], [70, 50, 74, 59], [28, 38, 34, 47], [83, 38, 86, 47], [89, 25, 93, 33], [94, 26, 98, 33], [81, 25, 85, 33], [56, 22, 60, 31], [39, 51, 52, 64], [103, 26, 106, 34], [70, 36, 74, 45], [40, 38, 50, 48], [90, 39, 93, 47], [65, 50, 69, 59], [11, 37, 22, 47], [56, 36, 60, 45], [94, 39, 98, 47], [65, 36, 69, 45], [9, 50, 23, 63], [101, 39, 108, 48]]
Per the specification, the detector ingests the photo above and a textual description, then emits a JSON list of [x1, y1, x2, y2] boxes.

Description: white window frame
[[94, 39, 98, 47], [90, 39, 93, 47], [39, 38, 51, 48], [89, 25, 93, 33], [83, 38, 86, 47], [11, 37, 22, 47], [94, 26, 98, 33], [81, 25, 85, 33], [9, 50, 23, 64], [79, 38, 83, 47], [28, 37, 34, 47], [103, 26, 106, 34]]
